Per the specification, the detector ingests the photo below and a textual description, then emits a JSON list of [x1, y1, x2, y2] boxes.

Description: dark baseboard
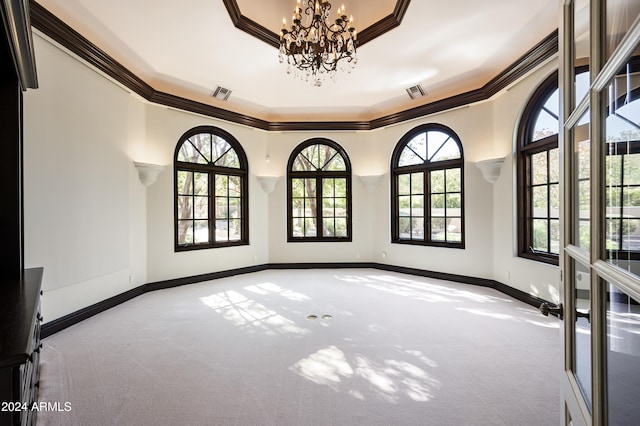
[[41, 262, 550, 338]]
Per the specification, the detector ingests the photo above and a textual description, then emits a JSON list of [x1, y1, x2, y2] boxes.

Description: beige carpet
[[36, 269, 560, 425]]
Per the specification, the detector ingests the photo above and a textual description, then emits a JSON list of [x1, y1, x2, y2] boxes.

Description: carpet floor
[[36, 269, 560, 425]]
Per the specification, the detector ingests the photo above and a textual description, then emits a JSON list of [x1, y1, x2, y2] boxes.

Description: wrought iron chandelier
[[279, 0, 358, 85]]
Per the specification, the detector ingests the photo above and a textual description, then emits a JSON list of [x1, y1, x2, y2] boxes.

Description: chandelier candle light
[[279, 0, 357, 85]]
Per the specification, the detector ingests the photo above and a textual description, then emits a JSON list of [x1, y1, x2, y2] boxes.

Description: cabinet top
[[0, 268, 43, 368]]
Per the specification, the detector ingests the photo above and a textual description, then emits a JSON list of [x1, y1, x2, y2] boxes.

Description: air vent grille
[[406, 84, 426, 100], [211, 86, 232, 101]]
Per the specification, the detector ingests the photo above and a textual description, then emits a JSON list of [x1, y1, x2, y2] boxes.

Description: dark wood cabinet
[[0, 268, 43, 426]]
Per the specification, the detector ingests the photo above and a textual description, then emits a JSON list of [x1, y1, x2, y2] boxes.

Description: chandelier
[[279, 0, 358, 85]]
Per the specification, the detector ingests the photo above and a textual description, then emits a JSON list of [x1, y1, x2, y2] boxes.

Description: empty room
[[1, 1, 640, 425]]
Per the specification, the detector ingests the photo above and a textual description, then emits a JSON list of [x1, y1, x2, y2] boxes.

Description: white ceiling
[[35, 0, 559, 122]]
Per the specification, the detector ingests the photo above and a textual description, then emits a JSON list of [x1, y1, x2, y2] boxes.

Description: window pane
[[411, 217, 424, 239], [335, 198, 347, 216], [446, 218, 462, 242], [398, 174, 411, 195], [427, 131, 450, 160], [178, 220, 193, 244], [305, 218, 317, 237], [292, 179, 305, 197], [446, 194, 461, 216], [292, 198, 304, 217], [323, 218, 335, 236], [215, 219, 228, 242], [177, 196, 193, 220], [550, 184, 560, 217], [323, 178, 335, 197], [335, 218, 347, 237], [575, 114, 591, 250], [446, 168, 461, 192], [398, 147, 424, 167], [292, 218, 304, 237], [194, 196, 208, 219], [215, 175, 228, 196], [431, 218, 445, 241], [323, 154, 346, 171], [194, 172, 208, 196], [550, 219, 560, 254], [549, 148, 559, 182], [322, 198, 334, 218], [304, 179, 316, 197], [194, 220, 209, 243], [216, 197, 228, 219], [177, 171, 194, 195], [430, 138, 461, 162], [399, 217, 410, 239], [624, 154, 640, 185], [229, 197, 241, 218], [532, 109, 558, 141], [606, 283, 640, 425], [533, 186, 549, 218], [411, 172, 423, 194], [531, 152, 548, 185], [533, 219, 549, 252], [431, 194, 445, 217], [229, 219, 242, 241], [215, 150, 240, 168], [191, 134, 212, 162], [228, 176, 241, 196], [411, 195, 424, 217], [431, 170, 444, 193], [399, 195, 410, 212], [334, 178, 346, 197], [178, 141, 207, 164], [407, 133, 427, 160], [292, 154, 315, 171]]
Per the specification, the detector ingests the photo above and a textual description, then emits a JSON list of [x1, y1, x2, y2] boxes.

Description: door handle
[[539, 302, 563, 320]]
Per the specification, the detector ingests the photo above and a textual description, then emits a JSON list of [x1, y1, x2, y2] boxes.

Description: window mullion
[[426, 171, 431, 243], [210, 172, 215, 244]]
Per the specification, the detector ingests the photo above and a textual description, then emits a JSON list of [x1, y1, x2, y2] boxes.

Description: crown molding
[[29, 1, 558, 132]]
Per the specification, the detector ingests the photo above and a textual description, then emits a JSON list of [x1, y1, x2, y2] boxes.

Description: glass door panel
[[574, 110, 591, 249], [574, 261, 592, 410], [606, 282, 640, 425], [604, 57, 640, 277]]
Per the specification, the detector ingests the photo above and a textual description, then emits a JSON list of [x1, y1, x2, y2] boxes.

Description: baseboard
[[41, 262, 550, 338]]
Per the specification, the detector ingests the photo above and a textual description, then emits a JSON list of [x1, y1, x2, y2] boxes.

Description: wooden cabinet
[[0, 268, 43, 426]]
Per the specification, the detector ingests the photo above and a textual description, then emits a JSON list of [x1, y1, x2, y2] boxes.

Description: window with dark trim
[[391, 123, 464, 247], [174, 126, 249, 251], [517, 70, 589, 264], [287, 138, 352, 242]]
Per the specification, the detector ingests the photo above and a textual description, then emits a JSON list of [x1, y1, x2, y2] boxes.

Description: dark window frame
[[173, 125, 249, 251], [286, 138, 353, 242], [390, 123, 465, 248], [517, 72, 560, 265]]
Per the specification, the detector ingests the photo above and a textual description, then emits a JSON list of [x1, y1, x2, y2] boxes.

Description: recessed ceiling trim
[[222, 0, 279, 48], [222, 0, 411, 48], [29, 1, 558, 132]]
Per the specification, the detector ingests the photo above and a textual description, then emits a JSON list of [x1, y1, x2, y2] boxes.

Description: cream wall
[[23, 33, 561, 323]]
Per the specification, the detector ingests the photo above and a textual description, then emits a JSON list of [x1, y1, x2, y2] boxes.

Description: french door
[[560, 0, 640, 425]]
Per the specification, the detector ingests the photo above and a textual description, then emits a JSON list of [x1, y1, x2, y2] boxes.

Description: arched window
[[391, 123, 464, 247], [516, 72, 560, 264], [174, 126, 248, 250], [287, 139, 352, 242]]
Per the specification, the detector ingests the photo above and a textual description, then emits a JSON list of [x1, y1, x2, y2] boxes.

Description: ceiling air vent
[[211, 86, 232, 101], [406, 84, 426, 100]]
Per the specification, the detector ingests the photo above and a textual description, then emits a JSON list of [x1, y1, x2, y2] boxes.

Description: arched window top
[[175, 126, 247, 170], [288, 138, 351, 172], [394, 124, 463, 168]]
